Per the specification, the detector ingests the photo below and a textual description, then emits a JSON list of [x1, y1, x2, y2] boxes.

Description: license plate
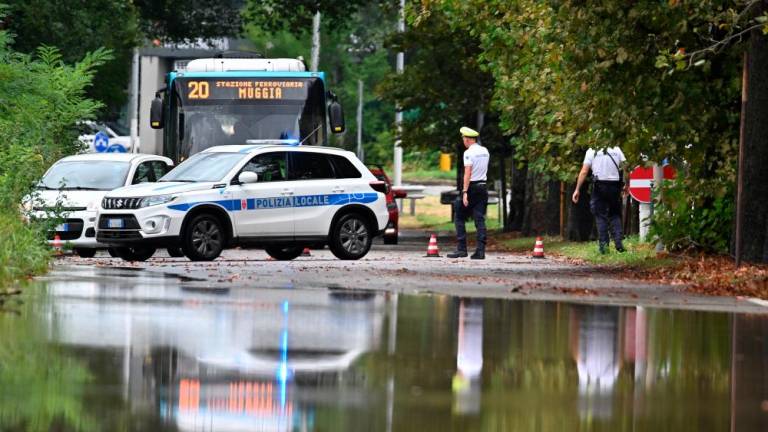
[[107, 218, 124, 229], [55, 223, 69, 232]]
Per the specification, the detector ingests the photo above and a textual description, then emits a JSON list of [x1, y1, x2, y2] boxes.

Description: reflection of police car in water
[[96, 143, 389, 261]]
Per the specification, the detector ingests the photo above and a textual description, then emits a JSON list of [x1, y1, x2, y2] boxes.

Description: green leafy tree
[[135, 0, 242, 43], [4, 0, 138, 118], [0, 9, 111, 283], [244, 0, 369, 34]]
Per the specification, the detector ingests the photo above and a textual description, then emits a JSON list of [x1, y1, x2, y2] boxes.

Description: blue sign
[[106, 143, 127, 153], [93, 131, 109, 152]]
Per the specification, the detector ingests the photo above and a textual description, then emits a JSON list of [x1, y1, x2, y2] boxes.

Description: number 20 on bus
[[188, 81, 210, 99]]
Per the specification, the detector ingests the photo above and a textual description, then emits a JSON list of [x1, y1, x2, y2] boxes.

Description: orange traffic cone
[[302, 247, 311, 257], [425, 233, 441, 257], [532, 237, 545, 258], [53, 233, 63, 255]]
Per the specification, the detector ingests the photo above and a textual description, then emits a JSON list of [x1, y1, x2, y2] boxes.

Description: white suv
[[96, 144, 389, 261], [29, 153, 173, 257]]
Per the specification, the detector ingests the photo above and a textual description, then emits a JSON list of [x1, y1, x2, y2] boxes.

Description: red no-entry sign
[[629, 166, 676, 203]]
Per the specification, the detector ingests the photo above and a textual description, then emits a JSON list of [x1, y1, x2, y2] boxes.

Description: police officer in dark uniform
[[572, 146, 628, 254], [448, 127, 490, 260]]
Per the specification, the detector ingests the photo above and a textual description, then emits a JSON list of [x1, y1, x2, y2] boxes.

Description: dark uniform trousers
[[590, 180, 623, 248], [454, 182, 488, 253]]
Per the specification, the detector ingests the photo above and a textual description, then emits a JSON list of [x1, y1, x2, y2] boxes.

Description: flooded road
[[1, 266, 768, 431]]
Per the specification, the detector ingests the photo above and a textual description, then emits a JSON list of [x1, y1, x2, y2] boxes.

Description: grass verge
[[0, 213, 51, 286], [496, 235, 668, 268], [402, 168, 456, 183], [399, 195, 502, 232]]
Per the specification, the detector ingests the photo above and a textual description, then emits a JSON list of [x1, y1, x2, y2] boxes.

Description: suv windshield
[[39, 161, 130, 190], [160, 152, 243, 183]]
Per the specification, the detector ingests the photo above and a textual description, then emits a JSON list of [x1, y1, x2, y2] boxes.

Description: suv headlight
[[139, 195, 176, 208]]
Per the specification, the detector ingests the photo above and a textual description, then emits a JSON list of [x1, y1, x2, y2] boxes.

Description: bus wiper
[[300, 124, 324, 146]]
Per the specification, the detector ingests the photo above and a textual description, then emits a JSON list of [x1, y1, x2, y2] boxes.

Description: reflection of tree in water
[[0, 305, 95, 432]]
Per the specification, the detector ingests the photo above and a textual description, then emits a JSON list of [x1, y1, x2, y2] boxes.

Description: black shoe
[[616, 246, 626, 253], [447, 250, 468, 258], [599, 244, 608, 255], [470, 252, 485, 260]]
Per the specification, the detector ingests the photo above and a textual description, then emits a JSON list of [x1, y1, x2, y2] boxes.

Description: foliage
[[243, 0, 371, 35], [0, 17, 110, 284], [244, 2, 398, 161], [4, 0, 138, 117], [650, 178, 734, 253], [377, 5, 496, 154], [134, 0, 242, 43]]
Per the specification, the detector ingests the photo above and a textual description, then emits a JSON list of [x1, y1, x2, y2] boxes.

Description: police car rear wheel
[[183, 214, 224, 261], [264, 246, 303, 261], [115, 246, 156, 262], [329, 213, 372, 260]]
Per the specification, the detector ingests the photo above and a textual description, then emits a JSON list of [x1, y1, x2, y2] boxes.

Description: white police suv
[[96, 144, 389, 262]]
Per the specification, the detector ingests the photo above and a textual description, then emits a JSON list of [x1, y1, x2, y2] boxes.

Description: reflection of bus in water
[[44, 270, 383, 431], [149, 55, 346, 163]]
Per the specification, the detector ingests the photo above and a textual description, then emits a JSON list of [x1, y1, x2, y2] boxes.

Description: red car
[[367, 164, 406, 244]]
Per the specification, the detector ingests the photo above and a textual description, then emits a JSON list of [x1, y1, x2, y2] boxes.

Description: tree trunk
[[521, 170, 535, 236], [740, 12, 768, 263], [508, 160, 527, 231], [566, 182, 593, 241], [544, 180, 561, 235]]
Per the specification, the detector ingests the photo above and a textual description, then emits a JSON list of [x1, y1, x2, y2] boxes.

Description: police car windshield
[[160, 152, 243, 183], [38, 161, 129, 190]]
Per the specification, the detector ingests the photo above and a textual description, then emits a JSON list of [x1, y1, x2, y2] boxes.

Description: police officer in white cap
[[448, 127, 490, 259]]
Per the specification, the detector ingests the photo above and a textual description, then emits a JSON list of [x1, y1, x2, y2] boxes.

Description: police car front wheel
[[329, 213, 372, 260], [182, 214, 225, 261]]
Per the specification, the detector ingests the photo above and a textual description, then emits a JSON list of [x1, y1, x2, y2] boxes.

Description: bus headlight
[[139, 195, 176, 208]]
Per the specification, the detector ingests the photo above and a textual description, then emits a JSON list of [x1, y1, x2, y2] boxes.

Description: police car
[[96, 144, 389, 262]]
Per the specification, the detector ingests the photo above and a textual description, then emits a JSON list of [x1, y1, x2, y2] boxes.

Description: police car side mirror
[[328, 101, 345, 134], [237, 172, 259, 184], [150, 96, 164, 129]]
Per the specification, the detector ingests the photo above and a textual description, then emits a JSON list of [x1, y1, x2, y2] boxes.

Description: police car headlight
[[139, 195, 176, 208]]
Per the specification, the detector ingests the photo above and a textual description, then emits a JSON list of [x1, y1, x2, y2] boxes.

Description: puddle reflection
[[0, 269, 767, 431]]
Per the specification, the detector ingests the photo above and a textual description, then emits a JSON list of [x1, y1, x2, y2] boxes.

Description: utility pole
[[652, 163, 664, 252], [356, 80, 364, 161], [310, 11, 321, 72], [129, 48, 140, 153], [393, 0, 405, 186], [735, 52, 748, 268]]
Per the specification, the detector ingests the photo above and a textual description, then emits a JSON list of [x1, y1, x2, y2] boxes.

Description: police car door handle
[[332, 187, 345, 193], [281, 189, 294, 196]]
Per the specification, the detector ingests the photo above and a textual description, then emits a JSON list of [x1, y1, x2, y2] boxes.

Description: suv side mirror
[[328, 101, 345, 134], [150, 96, 164, 129], [238, 171, 259, 184]]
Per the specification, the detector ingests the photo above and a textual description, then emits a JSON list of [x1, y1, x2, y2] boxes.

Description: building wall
[[139, 55, 169, 156]]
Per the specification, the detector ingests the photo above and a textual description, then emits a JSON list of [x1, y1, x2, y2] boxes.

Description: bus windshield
[[171, 77, 326, 160]]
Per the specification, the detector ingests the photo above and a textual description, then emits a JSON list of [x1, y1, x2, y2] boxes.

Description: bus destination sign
[[180, 78, 309, 102]]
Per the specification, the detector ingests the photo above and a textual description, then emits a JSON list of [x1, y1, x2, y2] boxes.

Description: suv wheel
[[182, 214, 224, 261], [74, 248, 97, 258], [265, 246, 304, 261], [329, 213, 372, 260], [115, 246, 156, 262]]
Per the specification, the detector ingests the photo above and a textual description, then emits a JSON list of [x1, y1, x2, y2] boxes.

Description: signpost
[[629, 165, 676, 241]]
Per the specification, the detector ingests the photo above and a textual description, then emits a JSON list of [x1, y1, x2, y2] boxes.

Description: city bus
[[149, 54, 345, 162]]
